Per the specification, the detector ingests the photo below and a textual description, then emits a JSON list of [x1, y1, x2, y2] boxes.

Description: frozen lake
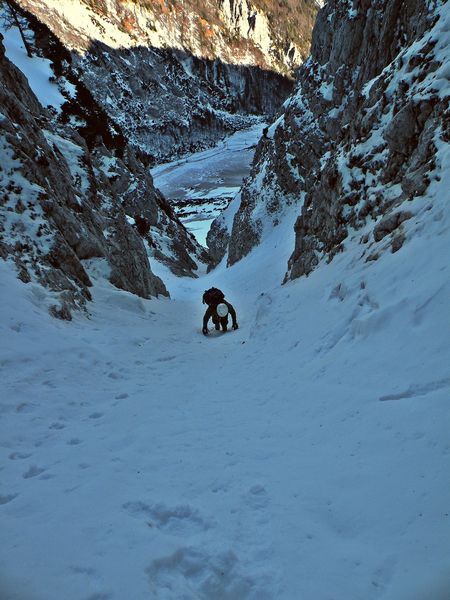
[[151, 121, 266, 247]]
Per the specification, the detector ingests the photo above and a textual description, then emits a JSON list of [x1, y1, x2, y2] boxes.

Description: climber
[[202, 287, 238, 335]]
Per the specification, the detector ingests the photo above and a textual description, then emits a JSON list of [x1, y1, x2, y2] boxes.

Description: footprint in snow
[[0, 493, 18, 505], [146, 547, 272, 600], [67, 438, 82, 445], [16, 402, 36, 413], [70, 565, 97, 576], [123, 500, 213, 534], [89, 412, 103, 419], [245, 484, 269, 510], [42, 380, 57, 388], [156, 355, 177, 362], [108, 372, 122, 380], [23, 465, 46, 479], [9, 451, 31, 460], [38, 473, 56, 480]]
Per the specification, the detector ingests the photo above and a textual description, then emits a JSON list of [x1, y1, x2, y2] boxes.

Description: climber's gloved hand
[[232, 322, 239, 330], [202, 326, 208, 335]]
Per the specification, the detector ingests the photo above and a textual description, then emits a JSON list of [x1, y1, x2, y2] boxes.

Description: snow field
[[1, 147, 450, 600], [0, 22, 67, 111]]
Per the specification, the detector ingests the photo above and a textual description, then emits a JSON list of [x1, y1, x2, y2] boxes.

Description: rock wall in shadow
[[0, 11, 218, 318], [13, 0, 301, 162], [74, 41, 294, 163]]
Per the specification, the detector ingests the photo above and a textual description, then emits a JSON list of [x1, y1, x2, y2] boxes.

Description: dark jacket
[[203, 300, 237, 330]]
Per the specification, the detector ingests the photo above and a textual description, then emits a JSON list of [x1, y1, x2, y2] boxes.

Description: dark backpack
[[203, 287, 225, 306]]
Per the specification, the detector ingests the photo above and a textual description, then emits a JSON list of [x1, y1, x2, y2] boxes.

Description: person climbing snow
[[202, 287, 238, 335]]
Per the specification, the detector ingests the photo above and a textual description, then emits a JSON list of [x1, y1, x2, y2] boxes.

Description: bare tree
[[0, 0, 33, 57]]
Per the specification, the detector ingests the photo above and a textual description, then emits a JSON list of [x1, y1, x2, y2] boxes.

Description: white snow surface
[[0, 22, 66, 110], [1, 137, 450, 600]]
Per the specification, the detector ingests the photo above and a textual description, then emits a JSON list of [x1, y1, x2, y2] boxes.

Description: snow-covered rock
[[0, 31, 167, 314], [219, 0, 449, 280], [0, 22, 210, 318]]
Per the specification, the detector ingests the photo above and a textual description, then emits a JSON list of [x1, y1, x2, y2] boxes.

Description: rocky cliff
[[0, 0, 318, 319], [216, 0, 449, 277], [17, 0, 316, 72], [0, 23, 209, 319], [13, 0, 318, 161]]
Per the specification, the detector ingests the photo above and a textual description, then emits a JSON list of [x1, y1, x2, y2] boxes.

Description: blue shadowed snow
[[1, 137, 450, 599]]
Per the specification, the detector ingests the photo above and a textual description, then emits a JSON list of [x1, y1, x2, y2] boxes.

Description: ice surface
[[151, 122, 265, 201]]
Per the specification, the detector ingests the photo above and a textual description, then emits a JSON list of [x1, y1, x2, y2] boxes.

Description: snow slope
[[0, 24, 67, 110], [1, 135, 450, 599]]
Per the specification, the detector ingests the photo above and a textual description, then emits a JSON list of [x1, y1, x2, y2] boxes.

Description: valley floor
[[1, 170, 449, 599], [151, 122, 266, 247]]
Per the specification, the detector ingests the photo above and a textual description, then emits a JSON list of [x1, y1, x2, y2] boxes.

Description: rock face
[[218, 0, 449, 277], [74, 44, 292, 161], [14, 0, 318, 161], [0, 25, 210, 318], [16, 0, 316, 71], [0, 0, 319, 318]]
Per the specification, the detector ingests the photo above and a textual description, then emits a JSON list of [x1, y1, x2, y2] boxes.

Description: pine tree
[[0, 0, 33, 57]]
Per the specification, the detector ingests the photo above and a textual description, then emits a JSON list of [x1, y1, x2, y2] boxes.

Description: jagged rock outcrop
[[13, 0, 317, 161], [218, 0, 312, 72], [0, 27, 209, 318], [206, 216, 230, 270], [216, 0, 449, 277]]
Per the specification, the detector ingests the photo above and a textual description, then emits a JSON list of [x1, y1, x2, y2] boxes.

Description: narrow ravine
[[1, 2, 449, 597]]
